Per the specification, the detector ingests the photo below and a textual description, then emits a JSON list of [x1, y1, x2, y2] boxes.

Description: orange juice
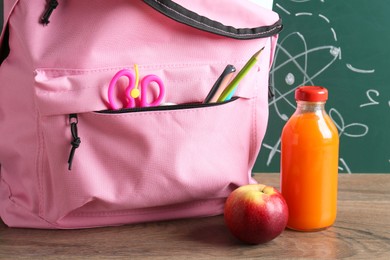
[[281, 86, 339, 231]]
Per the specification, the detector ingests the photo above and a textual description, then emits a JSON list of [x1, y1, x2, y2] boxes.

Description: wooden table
[[1, 173, 389, 259]]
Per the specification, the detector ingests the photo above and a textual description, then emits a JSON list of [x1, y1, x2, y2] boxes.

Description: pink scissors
[[107, 69, 165, 110]]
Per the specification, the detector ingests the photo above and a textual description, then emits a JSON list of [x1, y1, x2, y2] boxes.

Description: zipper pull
[[268, 77, 275, 100], [68, 114, 81, 171], [40, 0, 59, 25]]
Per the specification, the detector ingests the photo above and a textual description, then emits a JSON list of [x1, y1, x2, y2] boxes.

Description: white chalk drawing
[[360, 89, 380, 108], [346, 64, 375, 74], [262, 1, 381, 173], [329, 108, 369, 138], [263, 139, 281, 167], [295, 12, 312, 17], [275, 3, 290, 15], [339, 158, 351, 174]]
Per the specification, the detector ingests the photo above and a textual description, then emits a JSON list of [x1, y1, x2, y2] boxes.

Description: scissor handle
[[139, 75, 165, 107], [107, 69, 136, 110]]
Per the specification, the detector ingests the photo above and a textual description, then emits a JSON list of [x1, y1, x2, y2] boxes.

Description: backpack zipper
[[66, 98, 236, 170], [96, 97, 237, 114], [40, 0, 59, 25], [68, 113, 81, 171]]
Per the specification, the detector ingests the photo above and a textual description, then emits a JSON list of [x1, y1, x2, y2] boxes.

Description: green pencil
[[217, 47, 265, 102]]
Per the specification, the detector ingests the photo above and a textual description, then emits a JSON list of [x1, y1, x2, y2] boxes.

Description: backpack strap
[[142, 0, 283, 40]]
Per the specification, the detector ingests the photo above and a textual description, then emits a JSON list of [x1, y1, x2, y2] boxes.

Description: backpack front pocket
[[33, 65, 260, 227]]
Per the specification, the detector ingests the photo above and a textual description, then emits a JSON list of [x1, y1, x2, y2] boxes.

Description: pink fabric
[[0, 0, 280, 228]]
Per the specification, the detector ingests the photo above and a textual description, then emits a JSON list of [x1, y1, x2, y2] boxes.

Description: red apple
[[224, 184, 288, 244]]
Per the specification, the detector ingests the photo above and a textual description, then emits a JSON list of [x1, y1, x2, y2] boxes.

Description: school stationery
[[203, 65, 236, 103], [107, 68, 165, 110], [217, 47, 265, 102], [0, 0, 282, 229]]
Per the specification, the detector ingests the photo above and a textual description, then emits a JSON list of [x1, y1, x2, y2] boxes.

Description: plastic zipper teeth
[[96, 97, 238, 114]]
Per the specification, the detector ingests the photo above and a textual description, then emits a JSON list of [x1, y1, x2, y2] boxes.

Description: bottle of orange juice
[[280, 86, 339, 231]]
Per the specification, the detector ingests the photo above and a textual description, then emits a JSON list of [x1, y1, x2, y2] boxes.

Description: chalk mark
[[263, 139, 281, 166], [318, 14, 330, 23], [270, 43, 341, 106], [360, 89, 380, 107], [346, 63, 375, 74], [339, 158, 352, 174], [296, 12, 312, 16], [329, 108, 369, 138], [290, 0, 311, 3], [330, 28, 337, 41], [276, 3, 291, 15]]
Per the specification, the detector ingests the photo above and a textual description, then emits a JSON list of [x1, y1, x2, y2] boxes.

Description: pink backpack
[[0, 0, 281, 228]]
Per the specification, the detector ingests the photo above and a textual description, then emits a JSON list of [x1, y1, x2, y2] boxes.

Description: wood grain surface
[[1, 173, 389, 259]]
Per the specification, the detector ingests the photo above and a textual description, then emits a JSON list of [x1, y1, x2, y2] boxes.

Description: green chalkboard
[[254, 0, 390, 173]]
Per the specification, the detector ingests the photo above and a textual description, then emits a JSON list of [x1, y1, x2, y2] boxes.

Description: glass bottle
[[280, 86, 339, 231]]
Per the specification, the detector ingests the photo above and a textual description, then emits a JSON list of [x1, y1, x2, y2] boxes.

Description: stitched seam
[[34, 61, 248, 75], [0, 176, 14, 202], [34, 61, 248, 95], [34, 77, 217, 95], [0, 176, 57, 228], [35, 111, 45, 217], [68, 198, 224, 217], [153, 0, 280, 37], [251, 92, 258, 168]]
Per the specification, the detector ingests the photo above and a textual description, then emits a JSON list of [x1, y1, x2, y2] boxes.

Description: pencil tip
[[254, 46, 265, 58]]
